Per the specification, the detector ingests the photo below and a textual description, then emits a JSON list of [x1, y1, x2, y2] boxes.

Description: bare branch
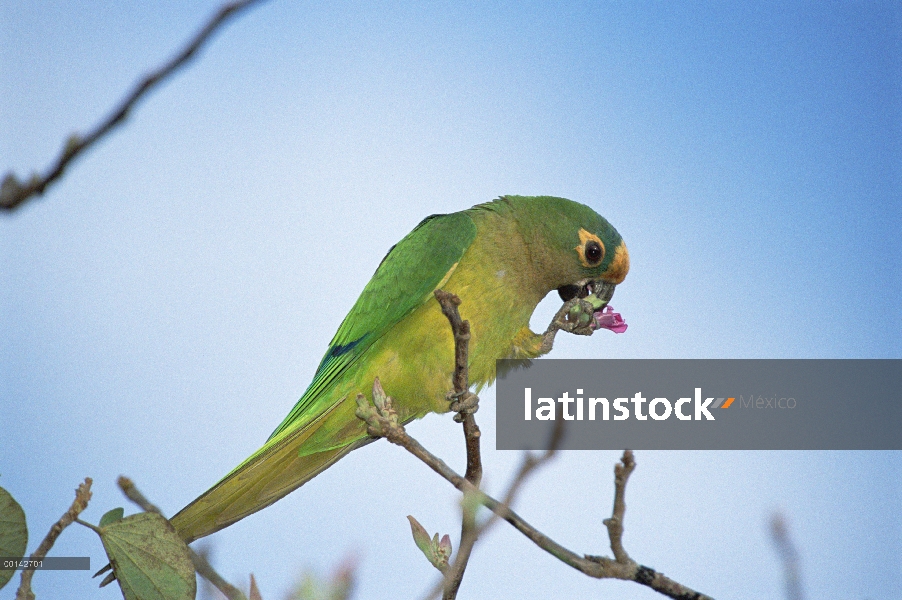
[[1, 0, 269, 212], [770, 512, 805, 600], [433, 289, 482, 486], [422, 420, 566, 600], [486, 418, 566, 534], [433, 289, 482, 599], [117, 475, 163, 515], [356, 394, 714, 599], [117, 476, 248, 600], [16, 478, 93, 600], [439, 493, 478, 600], [603, 449, 635, 563]]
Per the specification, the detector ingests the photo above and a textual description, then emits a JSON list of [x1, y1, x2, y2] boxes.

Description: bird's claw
[[563, 298, 601, 336], [447, 389, 479, 422]]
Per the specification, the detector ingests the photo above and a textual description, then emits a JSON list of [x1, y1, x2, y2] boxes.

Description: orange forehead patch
[[604, 240, 630, 284], [575, 228, 605, 268]]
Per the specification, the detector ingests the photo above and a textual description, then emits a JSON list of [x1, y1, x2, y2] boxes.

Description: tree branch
[[15, 478, 93, 600], [357, 394, 714, 599], [433, 289, 482, 486], [441, 493, 479, 600], [770, 512, 805, 600], [422, 419, 566, 600], [432, 289, 481, 599], [476, 418, 566, 540], [117, 476, 248, 600], [603, 449, 635, 563], [356, 296, 713, 598], [1, 0, 269, 212]]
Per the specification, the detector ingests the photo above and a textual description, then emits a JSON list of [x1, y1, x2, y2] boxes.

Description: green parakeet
[[171, 195, 629, 543]]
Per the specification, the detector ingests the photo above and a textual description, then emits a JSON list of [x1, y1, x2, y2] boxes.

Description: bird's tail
[[170, 429, 365, 544]]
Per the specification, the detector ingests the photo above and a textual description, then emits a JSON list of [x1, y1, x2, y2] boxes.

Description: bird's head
[[499, 195, 630, 327]]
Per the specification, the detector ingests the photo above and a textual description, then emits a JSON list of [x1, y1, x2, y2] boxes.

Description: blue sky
[[2, 2, 900, 599]]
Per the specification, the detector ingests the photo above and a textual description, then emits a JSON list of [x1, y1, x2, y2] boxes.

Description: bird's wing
[[267, 211, 477, 442], [170, 212, 477, 543]]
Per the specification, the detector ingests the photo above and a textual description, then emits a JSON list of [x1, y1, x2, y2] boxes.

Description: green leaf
[[98, 512, 196, 600], [0, 485, 28, 591], [407, 515, 432, 557], [99, 507, 125, 528]]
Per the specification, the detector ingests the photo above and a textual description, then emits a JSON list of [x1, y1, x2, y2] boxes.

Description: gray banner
[[495, 359, 902, 450]]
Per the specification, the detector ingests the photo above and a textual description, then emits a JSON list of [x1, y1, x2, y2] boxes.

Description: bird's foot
[[447, 389, 479, 423], [355, 377, 404, 439], [563, 296, 606, 336]]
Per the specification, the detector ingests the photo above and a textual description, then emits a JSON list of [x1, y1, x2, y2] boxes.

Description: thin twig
[[117, 476, 163, 515], [433, 289, 482, 599], [770, 512, 805, 600], [117, 476, 247, 600], [441, 493, 479, 600], [603, 449, 635, 563], [15, 478, 93, 600], [1, 0, 269, 212], [422, 420, 566, 600], [195, 544, 220, 600], [477, 418, 566, 540], [433, 289, 482, 486]]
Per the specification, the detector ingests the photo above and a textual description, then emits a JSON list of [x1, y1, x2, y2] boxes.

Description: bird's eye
[[575, 228, 605, 268], [585, 241, 602, 265]]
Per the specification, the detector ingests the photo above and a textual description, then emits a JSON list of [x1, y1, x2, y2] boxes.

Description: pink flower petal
[[593, 305, 628, 334]]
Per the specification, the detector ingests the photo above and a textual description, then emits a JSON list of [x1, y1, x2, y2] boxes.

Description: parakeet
[[171, 195, 629, 543]]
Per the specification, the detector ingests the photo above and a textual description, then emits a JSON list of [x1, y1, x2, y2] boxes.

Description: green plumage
[[268, 212, 477, 445], [171, 196, 629, 543]]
